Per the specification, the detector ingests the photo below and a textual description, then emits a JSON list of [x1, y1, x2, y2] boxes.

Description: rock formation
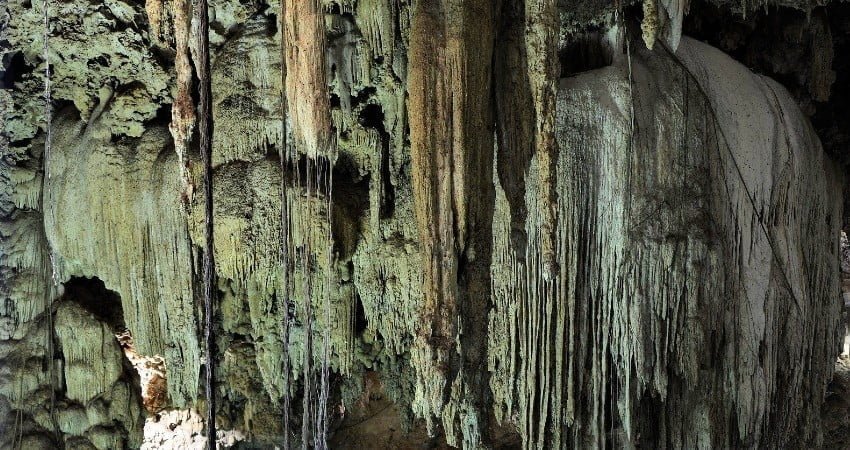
[[1, 0, 848, 448]]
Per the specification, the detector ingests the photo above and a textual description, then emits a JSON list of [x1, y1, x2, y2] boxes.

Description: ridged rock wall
[[44, 114, 201, 406], [488, 35, 844, 448]]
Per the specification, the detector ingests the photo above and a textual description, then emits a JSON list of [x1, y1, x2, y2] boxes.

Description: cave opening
[[60, 276, 125, 330], [58, 277, 169, 414], [559, 29, 616, 77]]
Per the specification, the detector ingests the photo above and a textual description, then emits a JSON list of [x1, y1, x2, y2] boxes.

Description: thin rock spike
[[317, 146, 334, 449]]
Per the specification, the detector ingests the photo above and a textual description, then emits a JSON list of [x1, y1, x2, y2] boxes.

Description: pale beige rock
[[488, 36, 843, 448]]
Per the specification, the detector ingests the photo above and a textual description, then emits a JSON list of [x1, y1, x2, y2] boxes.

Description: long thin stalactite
[[278, 1, 292, 446], [194, 0, 217, 445], [39, 0, 61, 443], [281, 1, 334, 447]]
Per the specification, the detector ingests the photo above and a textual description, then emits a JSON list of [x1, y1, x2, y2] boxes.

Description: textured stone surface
[[488, 36, 843, 447], [45, 116, 200, 407]]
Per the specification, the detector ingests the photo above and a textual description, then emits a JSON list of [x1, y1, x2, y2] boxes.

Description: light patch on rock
[[141, 409, 246, 449]]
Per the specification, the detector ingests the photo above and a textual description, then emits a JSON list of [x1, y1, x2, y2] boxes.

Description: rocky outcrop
[[0, 276, 144, 449]]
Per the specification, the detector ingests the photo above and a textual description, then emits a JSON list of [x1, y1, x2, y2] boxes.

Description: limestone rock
[[488, 36, 843, 448]]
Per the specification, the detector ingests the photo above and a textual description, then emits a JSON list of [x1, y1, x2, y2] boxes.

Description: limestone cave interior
[[2, 0, 850, 448]]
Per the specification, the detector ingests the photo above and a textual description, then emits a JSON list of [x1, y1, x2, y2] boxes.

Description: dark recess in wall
[[61, 276, 126, 331], [2, 51, 31, 88], [559, 29, 614, 77]]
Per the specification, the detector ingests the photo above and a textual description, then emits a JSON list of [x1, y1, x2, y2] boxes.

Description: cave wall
[[1, 0, 847, 448], [487, 35, 843, 448]]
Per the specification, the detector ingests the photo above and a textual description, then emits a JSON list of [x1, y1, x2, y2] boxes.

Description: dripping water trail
[[195, 0, 217, 445], [278, 0, 294, 450], [38, 0, 62, 443], [278, 3, 292, 445]]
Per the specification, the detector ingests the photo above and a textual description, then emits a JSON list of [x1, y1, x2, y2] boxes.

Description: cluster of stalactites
[[487, 34, 843, 449], [279, 0, 337, 448], [406, 0, 561, 446]]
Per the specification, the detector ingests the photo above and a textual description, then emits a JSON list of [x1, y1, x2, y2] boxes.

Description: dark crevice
[[87, 55, 112, 70], [266, 12, 278, 36], [358, 103, 384, 131], [379, 136, 395, 219], [559, 29, 614, 77], [150, 102, 173, 127], [350, 87, 377, 110], [353, 292, 367, 336], [60, 276, 125, 331], [358, 103, 396, 219], [331, 151, 369, 260], [2, 51, 32, 88]]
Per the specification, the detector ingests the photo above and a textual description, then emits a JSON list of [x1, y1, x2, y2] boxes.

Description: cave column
[[408, 0, 498, 446]]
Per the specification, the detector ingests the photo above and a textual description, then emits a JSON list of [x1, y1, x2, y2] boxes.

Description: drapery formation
[[487, 36, 843, 448]]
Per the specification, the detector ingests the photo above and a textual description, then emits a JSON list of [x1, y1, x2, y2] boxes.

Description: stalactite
[[642, 0, 660, 49], [282, 1, 335, 447], [489, 1, 562, 446], [283, 0, 332, 160], [6, 0, 849, 447], [145, 0, 165, 46], [192, 0, 217, 443], [170, 0, 195, 208], [408, 0, 498, 445], [524, 0, 560, 281], [300, 144, 315, 449], [277, 1, 292, 446], [488, 35, 844, 448], [39, 0, 60, 438], [315, 157, 335, 449], [641, 0, 688, 51]]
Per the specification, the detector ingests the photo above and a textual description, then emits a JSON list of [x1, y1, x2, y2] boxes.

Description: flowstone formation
[[1, 0, 848, 449]]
